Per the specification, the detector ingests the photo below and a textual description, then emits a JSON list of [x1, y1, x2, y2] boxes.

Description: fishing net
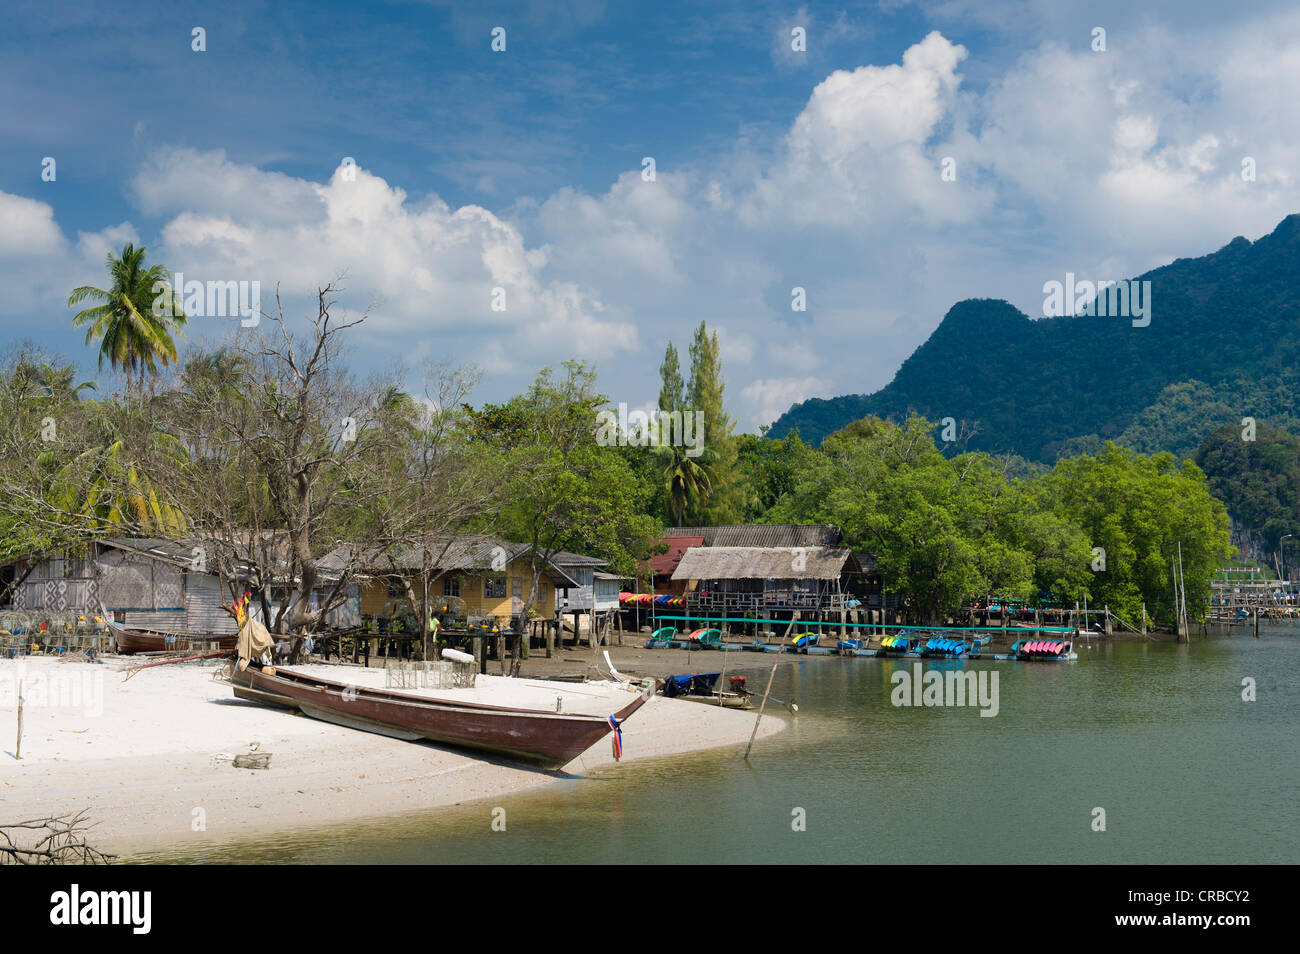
[[384, 659, 476, 690]]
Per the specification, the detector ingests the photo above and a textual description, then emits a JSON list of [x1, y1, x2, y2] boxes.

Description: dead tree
[[0, 810, 116, 865]]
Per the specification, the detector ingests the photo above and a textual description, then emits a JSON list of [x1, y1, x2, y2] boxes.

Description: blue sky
[[3, 0, 1299, 426]]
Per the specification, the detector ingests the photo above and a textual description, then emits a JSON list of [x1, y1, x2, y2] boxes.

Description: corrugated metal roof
[[95, 535, 605, 588], [551, 551, 607, 566], [327, 537, 586, 587], [645, 535, 703, 576], [661, 525, 842, 548], [670, 546, 856, 581]]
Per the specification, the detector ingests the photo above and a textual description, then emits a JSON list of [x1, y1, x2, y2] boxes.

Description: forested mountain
[[770, 214, 1300, 460], [1195, 421, 1300, 554]]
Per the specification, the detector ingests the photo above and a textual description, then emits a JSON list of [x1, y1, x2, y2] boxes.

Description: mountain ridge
[[769, 214, 1300, 459]]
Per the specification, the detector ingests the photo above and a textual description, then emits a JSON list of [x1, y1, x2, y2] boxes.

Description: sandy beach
[[0, 655, 786, 855]]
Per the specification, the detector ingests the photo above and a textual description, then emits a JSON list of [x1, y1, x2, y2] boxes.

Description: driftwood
[[0, 809, 116, 865], [232, 751, 272, 770], [123, 650, 231, 681], [217, 741, 272, 770]]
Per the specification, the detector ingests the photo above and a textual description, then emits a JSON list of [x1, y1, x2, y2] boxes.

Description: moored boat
[[225, 663, 657, 770], [661, 672, 752, 708], [1010, 638, 1074, 660], [104, 618, 238, 655]]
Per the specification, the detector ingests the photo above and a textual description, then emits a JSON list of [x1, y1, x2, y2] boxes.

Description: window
[[484, 577, 506, 599], [387, 582, 405, 599], [537, 581, 548, 603], [442, 576, 460, 598]]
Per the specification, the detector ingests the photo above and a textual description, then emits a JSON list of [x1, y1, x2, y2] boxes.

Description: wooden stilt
[[15, 679, 23, 760]]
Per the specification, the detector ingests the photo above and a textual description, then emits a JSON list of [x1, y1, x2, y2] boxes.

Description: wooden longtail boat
[[661, 672, 752, 708], [104, 618, 238, 655], [225, 664, 658, 770]]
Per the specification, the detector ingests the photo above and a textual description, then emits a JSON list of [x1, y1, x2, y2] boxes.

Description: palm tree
[[68, 243, 186, 394], [32, 361, 96, 403], [9, 357, 95, 405], [661, 445, 713, 527], [41, 402, 187, 535]]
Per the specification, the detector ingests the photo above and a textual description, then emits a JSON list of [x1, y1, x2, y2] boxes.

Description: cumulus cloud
[[0, 190, 138, 329], [741, 376, 828, 430], [743, 31, 992, 228], [6, 15, 1300, 428], [148, 160, 637, 372]]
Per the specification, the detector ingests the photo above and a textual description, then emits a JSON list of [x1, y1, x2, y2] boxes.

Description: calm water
[[135, 627, 1299, 864]]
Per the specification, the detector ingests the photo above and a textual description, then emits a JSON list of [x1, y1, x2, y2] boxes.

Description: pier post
[[1141, 603, 1147, 638], [1104, 605, 1112, 636]]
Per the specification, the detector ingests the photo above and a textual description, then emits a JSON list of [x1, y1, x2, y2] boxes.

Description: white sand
[[0, 657, 785, 853]]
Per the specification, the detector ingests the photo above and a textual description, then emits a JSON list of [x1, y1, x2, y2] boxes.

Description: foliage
[[766, 416, 1232, 624], [1195, 420, 1300, 552], [472, 362, 661, 674]]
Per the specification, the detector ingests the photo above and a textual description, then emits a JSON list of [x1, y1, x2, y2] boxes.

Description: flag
[[608, 715, 623, 760]]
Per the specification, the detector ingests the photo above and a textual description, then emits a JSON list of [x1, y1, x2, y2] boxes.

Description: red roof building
[[641, 535, 703, 595]]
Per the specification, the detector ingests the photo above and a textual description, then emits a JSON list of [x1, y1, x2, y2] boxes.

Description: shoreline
[[0, 656, 786, 857]]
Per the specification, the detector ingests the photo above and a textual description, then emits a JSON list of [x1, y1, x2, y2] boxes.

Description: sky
[[2, 0, 1299, 429]]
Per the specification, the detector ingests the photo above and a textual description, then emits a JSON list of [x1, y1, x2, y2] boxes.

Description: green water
[[135, 628, 1299, 864]]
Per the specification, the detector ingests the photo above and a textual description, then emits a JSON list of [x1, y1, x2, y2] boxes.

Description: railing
[[689, 590, 847, 612]]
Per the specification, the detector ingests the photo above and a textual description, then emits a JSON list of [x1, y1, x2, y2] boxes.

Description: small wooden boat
[[225, 664, 657, 770], [105, 618, 238, 655], [660, 672, 752, 708]]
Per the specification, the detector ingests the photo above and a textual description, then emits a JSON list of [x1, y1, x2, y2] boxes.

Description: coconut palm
[[7, 356, 95, 405], [31, 361, 96, 403], [67, 243, 186, 394], [41, 401, 188, 535], [661, 445, 713, 527]]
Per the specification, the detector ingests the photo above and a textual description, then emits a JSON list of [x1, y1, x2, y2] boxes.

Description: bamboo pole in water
[[744, 662, 778, 760]]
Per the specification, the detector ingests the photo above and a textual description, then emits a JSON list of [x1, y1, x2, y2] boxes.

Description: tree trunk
[[508, 566, 544, 677]]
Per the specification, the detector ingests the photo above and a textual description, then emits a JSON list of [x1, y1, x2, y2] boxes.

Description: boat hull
[[677, 692, 752, 709], [114, 627, 237, 655], [227, 665, 655, 770]]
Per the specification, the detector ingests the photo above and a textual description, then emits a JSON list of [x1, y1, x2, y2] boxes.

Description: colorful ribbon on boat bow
[[608, 714, 623, 761]]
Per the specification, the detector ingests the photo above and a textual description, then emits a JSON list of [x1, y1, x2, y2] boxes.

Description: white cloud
[[7, 14, 1300, 431], [741, 377, 828, 430], [148, 159, 636, 371], [0, 190, 138, 328]]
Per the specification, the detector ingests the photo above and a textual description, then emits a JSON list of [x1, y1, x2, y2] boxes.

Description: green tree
[[1195, 420, 1300, 552], [68, 242, 187, 394], [658, 341, 685, 415], [686, 321, 742, 524], [660, 446, 712, 527], [1042, 443, 1234, 625], [477, 361, 659, 675], [43, 399, 188, 535]]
